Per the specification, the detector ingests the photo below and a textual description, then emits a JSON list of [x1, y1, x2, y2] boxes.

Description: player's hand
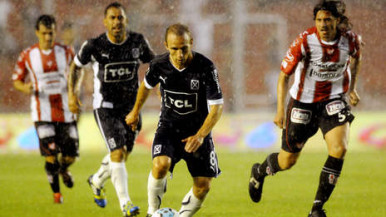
[[68, 94, 81, 114], [274, 111, 285, 129], [349, 89, 360, 106], [182, 134, 204, 153], [125, 110, 139, 131]]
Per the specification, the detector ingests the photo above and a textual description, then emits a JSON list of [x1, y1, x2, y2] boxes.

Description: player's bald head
[[104, 2, 126, 17], [165, 23, 192, 43]]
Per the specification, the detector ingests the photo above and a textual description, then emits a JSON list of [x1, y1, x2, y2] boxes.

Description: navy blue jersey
[[145, 52, 223, 132], [75, 31, 155, 109]]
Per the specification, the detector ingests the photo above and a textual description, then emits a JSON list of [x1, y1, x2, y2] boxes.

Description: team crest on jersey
[[132, 48, 140, 58], [154, 144, 162, 155], [191, 79, 199, 90]]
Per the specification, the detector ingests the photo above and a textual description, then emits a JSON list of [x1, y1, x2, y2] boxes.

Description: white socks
[[92, 154, 111, 188], [179, 188, 203, 217], [110, 161, 130, 209], [147, 172, 167, 214]]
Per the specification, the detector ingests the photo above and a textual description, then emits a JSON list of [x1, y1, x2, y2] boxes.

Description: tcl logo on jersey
[[164, 90, 197, 115], [104, 62, 137, 82]]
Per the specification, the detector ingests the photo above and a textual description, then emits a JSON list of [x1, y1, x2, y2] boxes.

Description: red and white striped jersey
[[281, 27, 361, 103], [12, 43, 76, 122]]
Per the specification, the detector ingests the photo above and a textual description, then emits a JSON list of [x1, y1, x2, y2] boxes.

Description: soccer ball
[[151, 208, 179, 217]]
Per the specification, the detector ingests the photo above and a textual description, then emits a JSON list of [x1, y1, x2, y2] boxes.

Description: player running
[[12, 15, 79, 204], [126, 23, 224, 217], [248, 1, 362, 217], [68, 2, 155, 216]]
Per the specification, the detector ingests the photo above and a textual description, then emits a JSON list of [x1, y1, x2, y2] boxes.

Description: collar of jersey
[[169, 56, 186, 72], [105, 32, 128, 45]]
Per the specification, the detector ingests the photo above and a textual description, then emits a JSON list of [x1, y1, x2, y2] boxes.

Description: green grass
[[0, 150, 385, 217]]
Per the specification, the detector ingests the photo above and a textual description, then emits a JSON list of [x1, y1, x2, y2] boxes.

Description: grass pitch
[[0, 149, 385, 217]]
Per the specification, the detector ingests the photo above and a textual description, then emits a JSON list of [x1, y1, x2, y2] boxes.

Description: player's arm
[[68, 61, 84, 114], [273, 71, 290, 129], [348, 53, 362, 106], [13, 80, 32, 94], [183, 104, 223, 153], [125, 82, 152, 131]]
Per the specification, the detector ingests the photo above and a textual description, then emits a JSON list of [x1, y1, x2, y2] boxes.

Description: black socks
[[45, 161, 60, 193], [258, 153, 281, 177], [312, 155, 344, 210]]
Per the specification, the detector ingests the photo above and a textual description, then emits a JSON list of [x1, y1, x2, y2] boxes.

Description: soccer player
[[68, 2, 155, 216], [12, 15, 79, 204], [248, 1, 362, 216], [126, 23, 224, 217]]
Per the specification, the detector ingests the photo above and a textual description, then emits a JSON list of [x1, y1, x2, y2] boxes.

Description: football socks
[[147, 172, 167, 214], [312, 155, 343, 211], [92, 154, 111, 188], [179, 188, 203, 217], [110, 161, 131, 210], [258, 152, 281, 177], [45, 161, 60, 193]]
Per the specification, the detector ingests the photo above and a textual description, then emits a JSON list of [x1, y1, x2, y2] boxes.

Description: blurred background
[[0, 0, 385, 152]]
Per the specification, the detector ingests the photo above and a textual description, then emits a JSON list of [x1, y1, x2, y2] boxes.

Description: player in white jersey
[[248, 1, 361, 217], [12, 15, 79, 204]]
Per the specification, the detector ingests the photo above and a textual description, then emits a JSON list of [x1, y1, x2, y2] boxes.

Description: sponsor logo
[[291, 108, 312, 124], [159, 76, 167, 84], [191, 79, 199, 90], [326, 100, 345, 115], [48, 142, 56, 150], [164, 90, 198, 115], [154, 144, 162, 155], [104, 62, 137, 82], [101, 53, 109, 59], [327, 48, 334, 55]]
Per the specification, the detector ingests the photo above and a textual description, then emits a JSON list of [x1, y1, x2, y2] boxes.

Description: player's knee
[[193, 180, 211, 199], [329, 144, 347, 159], [110, 148, 126, 162], [152, 157, 171, 178], [61, 156, 76, 165]]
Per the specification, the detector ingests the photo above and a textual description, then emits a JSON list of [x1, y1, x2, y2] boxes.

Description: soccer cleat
[[249, 163, 265, 203], [60, 170, 74, 188], [122, 203, 140, 216], [87, 175, 107, 208], [308, 209, 327, 217], [53, 192, 63, 204]]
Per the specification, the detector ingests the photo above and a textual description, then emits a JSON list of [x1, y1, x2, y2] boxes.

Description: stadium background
[[0, 0, 385, 216]]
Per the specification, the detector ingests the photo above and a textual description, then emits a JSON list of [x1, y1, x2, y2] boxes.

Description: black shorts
[[35, 121, 79, 157], [94, 108, 141, 152], [152, 127, 221, 178], [282, 97, 354, 153]]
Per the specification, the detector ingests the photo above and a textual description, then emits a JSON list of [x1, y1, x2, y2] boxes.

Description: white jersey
[[281, 27, 361, 103], [12, 43, 76, 122]]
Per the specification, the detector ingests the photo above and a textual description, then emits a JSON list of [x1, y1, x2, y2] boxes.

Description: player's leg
[[179, 177, 212, 217], [179, 137, 220, 217], [88, 153, 110, 208], [147, 155, 171, 215], [249, 99, 318, 203], [310, 123, 349, 216], [58, 122, 79, 188], [35, 122, 62, 203]]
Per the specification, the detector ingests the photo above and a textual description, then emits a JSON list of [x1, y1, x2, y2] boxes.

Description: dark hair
[[313, 0, 352, 31], [104, 2, 126, 17], [165, 23, 192, 43], [35, 15, 56, 30]]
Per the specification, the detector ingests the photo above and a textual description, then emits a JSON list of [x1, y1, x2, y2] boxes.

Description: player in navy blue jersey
[[126, 23, 223, 217], [68, 2, 155, 216]]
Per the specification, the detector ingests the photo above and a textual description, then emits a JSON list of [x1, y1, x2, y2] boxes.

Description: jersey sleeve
[[74, 40, 93, 66], [144, 62, 159, 89], [205, 64, 223, 105], [280, 33, 304, 75], [139, 35, 155, 63], [347, 31, 361, 59], [12, 50, 28, 82]]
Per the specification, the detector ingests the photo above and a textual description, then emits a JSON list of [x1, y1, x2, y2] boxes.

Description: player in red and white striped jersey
[[249, 1, 362, 216], [12, 15, 79, 204]]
